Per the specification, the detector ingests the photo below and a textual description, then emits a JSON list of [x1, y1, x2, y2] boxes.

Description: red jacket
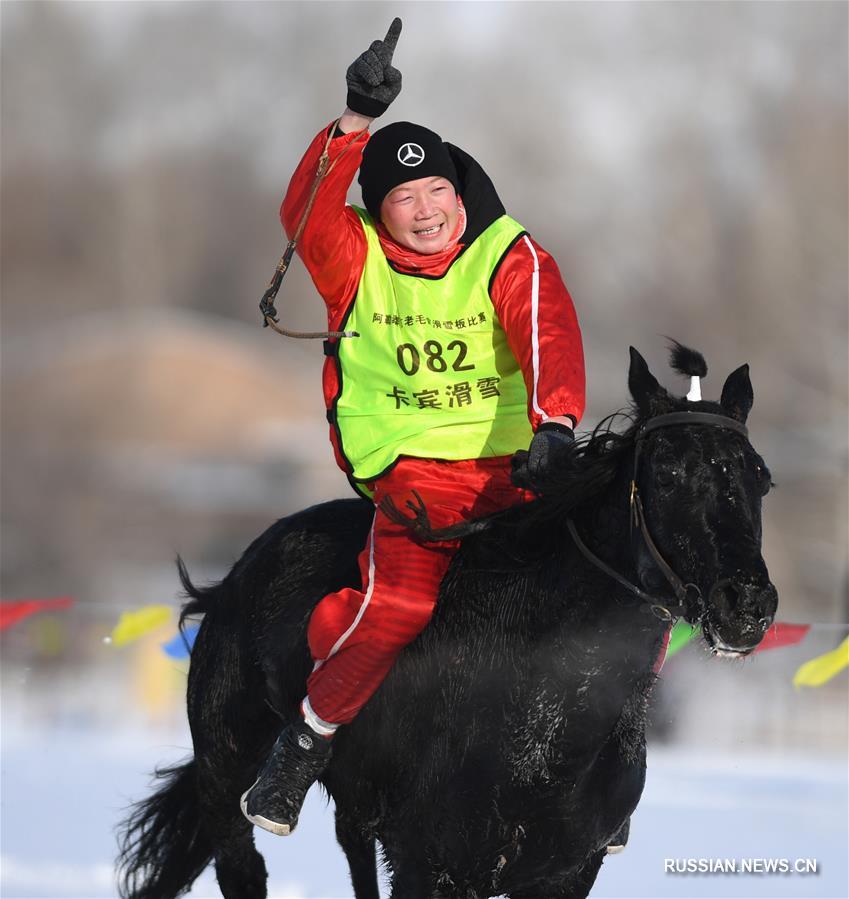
[[281, 123, 586, 475]]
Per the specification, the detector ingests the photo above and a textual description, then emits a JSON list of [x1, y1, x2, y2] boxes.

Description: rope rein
[[259, 119, 367, 340]]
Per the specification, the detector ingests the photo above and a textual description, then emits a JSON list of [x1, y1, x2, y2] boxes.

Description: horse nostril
[[709, 578, 740, 614]]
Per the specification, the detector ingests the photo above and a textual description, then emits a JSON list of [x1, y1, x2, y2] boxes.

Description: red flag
[[753, 622, 810, 653], [0, 597, 75, 631]]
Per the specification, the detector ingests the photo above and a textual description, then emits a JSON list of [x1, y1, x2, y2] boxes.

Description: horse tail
[[116, 758, 211, 899], [116, 558, 227, 898]]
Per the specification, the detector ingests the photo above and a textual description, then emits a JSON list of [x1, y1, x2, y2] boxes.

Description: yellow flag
[[792, 635, 849, 688], [109, 605, 173, 647]]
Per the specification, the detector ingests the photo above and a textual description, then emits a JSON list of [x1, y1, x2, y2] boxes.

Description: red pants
[[302, 456, 529, 732]]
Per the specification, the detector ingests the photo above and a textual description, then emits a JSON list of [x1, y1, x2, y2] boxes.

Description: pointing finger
[[383, 17, 402, 53]]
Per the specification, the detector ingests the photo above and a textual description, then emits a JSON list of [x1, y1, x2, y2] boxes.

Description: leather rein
[[567, 411, 749, 622]]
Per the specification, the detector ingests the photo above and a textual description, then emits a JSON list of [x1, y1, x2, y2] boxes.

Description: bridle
[[567, 410, 749, 622], [380, 409, 750, 622]]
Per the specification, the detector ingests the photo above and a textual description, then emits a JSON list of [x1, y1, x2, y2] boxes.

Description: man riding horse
[[242, 17, 586, 837]]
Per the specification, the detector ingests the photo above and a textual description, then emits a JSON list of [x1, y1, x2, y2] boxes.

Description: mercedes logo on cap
[[397, 142, 425, 167]]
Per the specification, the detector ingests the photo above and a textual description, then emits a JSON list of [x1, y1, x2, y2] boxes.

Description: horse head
[[627, 344, 778, 656]]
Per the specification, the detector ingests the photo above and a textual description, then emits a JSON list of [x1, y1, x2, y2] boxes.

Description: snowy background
[[2, 2, 847, 897]]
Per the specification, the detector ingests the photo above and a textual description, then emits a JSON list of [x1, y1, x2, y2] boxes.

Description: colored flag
[[0, 597, 75, 631], [793, 635, 849, 688], [753, 622, 811, 653], [109, 605, 173, 647], [161, 624, 200, 659], [665, 620, 699, 659]]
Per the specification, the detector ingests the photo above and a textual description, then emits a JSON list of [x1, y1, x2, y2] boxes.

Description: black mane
[[531, 408, 640, 517], [520, 341, 718, 530], [458, 408, 645, 575]]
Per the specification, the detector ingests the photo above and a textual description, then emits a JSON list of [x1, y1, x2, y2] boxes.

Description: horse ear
[[628, 347, 669, 416], [720, 364, 753, 423]]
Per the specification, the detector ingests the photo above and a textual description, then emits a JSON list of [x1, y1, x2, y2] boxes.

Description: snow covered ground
[[1, 725, 846, 899]]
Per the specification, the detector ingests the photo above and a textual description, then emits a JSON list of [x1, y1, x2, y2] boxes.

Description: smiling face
[[379, 176, 460, 254]]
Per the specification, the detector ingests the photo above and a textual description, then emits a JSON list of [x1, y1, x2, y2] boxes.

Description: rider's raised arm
[[279, 19, 403, 317], [491, 236, 586, 430]]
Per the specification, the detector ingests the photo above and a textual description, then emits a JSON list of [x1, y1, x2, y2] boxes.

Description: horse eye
[[656, 470, 675, 488], [755, 464, 773, 496]]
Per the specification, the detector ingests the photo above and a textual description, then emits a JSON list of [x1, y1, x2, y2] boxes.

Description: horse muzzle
[[703, 578, 778, 656]]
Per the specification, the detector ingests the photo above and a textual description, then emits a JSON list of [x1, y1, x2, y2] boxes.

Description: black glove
[[346, 18, 403, 118], [511, 422, 575, 492]]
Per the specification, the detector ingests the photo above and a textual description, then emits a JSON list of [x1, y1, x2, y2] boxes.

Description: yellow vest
[[331, 207, 534, 482]]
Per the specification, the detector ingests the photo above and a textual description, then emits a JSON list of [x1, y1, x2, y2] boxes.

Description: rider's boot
[[240, 719, 333, 836]]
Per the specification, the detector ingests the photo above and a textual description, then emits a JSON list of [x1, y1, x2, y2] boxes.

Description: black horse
[[118, 344, 778, 899]]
